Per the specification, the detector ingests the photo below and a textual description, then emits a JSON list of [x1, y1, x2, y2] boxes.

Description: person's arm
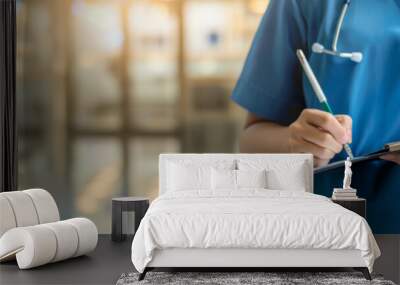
[[240, 109, 352, 167], [232, 0, 347, 167], [240, 116, 291, 153]]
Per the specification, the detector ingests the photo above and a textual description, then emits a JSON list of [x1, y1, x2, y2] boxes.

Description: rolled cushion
[[0, 189, 60, 239], [42, 221, 79, 262], [24, 189, 60, 224], [0, 196, 17, 237], [64, 218, 98, 257], [0, 226, 57, 269], [0, 192, 39, 227], [0, 218, 98, 269]]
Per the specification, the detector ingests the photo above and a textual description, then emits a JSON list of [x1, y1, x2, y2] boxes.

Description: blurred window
[[17, 0, 268, 233], [72, 1, 123, 130], [129, 1, 179, 131], [129, 138, 180, 200], [72, 138, 122, 229]]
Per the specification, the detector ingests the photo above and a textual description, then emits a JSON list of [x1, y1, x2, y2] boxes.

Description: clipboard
[[314, 141, 400, 174]]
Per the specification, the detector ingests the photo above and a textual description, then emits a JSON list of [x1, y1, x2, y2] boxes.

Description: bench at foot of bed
[[137, 267, 372, 281]]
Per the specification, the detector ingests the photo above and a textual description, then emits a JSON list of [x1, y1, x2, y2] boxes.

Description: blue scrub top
[[232, 0, 400, 234]]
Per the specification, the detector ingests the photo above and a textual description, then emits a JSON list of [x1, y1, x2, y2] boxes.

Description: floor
[[0, 235, 133, 285], [373, 235, 400, 284], [1, 235, 398, 285]]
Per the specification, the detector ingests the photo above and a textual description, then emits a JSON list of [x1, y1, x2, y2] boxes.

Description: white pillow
[[166, 160, 235, 192], [237, 169, 267, 189], [167, 163, 210, 191], [211, 169, 268, 190], [267, 168, 307, 191], [237, 159, 308, 191], [211, 169, 236, 190]]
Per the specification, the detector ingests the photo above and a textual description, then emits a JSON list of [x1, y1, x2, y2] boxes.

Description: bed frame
[[139, 248, 371, 280], [138, 154, 372, 281]]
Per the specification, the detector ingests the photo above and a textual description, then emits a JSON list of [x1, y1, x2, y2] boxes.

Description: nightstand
[[112, 197, 149, 242], [331, 198, 366, 218]]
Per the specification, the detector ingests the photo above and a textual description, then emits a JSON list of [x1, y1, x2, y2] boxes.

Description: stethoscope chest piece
[[312, 0, 363, 63]]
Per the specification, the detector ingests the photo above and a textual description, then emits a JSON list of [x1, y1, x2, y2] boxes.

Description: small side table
[[331, 198, 366, 218], [112, 197, 149, 242]]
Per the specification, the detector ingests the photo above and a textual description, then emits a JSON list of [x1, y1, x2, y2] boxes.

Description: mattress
[[131, 190, 380, 273]]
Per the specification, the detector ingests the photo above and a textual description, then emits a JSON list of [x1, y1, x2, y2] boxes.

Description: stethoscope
[[312, 0, 363, 63]]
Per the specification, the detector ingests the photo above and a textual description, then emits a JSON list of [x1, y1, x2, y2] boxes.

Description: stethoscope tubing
[[312, 0, 363, 63]]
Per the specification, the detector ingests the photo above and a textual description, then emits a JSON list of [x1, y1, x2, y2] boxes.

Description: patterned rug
[[116, 272, 396, 285]]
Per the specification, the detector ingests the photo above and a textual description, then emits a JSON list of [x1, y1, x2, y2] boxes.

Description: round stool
[[111, 197, 149, 242]]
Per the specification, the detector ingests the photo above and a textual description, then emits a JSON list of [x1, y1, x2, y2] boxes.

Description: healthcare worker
[[232, 0, 400, 234]]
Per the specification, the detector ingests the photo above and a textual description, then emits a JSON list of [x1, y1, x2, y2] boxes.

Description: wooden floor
[[0, 235, 133, 285]]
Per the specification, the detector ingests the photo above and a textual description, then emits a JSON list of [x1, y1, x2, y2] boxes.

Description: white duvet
[[131, 190, 380, 273]]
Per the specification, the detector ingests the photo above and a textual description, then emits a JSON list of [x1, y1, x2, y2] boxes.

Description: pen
[[296, 49, 354, 160]]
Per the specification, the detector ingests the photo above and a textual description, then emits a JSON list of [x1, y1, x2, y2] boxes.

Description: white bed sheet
[[131, 190, 380, 273]]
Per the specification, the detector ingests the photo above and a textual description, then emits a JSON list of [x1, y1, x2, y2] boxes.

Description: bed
[[131, 154, 380, 281]]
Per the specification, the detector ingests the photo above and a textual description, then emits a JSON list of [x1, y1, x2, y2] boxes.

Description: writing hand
[[288, 109, 352, 167]]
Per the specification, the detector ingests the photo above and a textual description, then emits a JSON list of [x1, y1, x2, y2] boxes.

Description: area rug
[[116, 272, 396, 285]]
